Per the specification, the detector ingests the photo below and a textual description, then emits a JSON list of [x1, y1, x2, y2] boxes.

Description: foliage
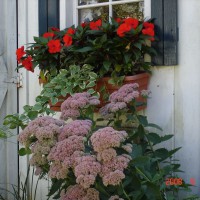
[[16, 83, 193, 200], [16, 17, 156, 80], [0, 166, 41, 200], [2, 64, 98, 131]]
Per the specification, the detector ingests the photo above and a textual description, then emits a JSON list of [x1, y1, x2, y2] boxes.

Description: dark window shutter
[[39, 0, 60, 36], [151, 0, 178, 66]]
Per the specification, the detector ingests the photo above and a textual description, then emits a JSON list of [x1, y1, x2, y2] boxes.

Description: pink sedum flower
[[60, 92, 100, 120], [61, 185, 100, 200], [90, 127, 128, 152], [109, 195, 124, 200], [75, 155, 101, 188], [59, 120, 92, 141]]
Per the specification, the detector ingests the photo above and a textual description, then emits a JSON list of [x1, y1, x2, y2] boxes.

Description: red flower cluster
[[51, 27, 60, 32], [63, 28, 75, 47], [16, 46, 34, 72], [47, 39, 61, 53], [43, 32, 55, 38], [124, 18, 139, 29], [90, 19, 102, 30], [16, 46, 25, 62], [22, 56, 34, 72], [117, 18, 139, 37], [142, 22, 155, 40]]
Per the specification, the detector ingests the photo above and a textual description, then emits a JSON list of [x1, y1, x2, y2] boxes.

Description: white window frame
[[73, 0, 144, 26], [60, 0, 151, 29]]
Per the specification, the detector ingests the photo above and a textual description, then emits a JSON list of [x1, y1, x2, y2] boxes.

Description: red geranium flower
[[115, 18, 122, 23], [90, 19, 102, 30], [117, 23, 132, 37], [22, 56, 34, 72], [143, 22, 154, 29], [51, 27, 60, 32], [63, 34, 73, 47], [81, 22, 87, 28], [47, 39, 61, 53], [124, 18, 139, 29], [43, 32, 55, 38], [67, 28, 75, 35], [16, 46, 25, 62], [142, 28, 155, 37]]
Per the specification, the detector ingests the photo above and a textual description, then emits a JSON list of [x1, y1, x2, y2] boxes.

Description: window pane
[[113, 2, 144, 20], [78, 0, 108, 6], [79, 6, 109, 23]]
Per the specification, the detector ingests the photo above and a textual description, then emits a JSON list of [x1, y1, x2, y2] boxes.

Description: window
[[73, 0, 144, 25]]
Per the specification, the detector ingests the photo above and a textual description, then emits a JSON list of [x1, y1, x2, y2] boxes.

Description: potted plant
[[16, 17, 156, 109]]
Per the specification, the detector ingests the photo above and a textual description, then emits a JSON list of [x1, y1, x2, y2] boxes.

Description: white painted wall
[[146, 0, 200, 196], [17, 0, 200, 198], [18, 1, 49, 199], [0, 0, 18, 199]]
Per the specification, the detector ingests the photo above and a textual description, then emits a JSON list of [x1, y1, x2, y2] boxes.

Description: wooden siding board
[[151, 0, 164, 66], [39, 0, 48, 35], [163, 0, 178, 65]]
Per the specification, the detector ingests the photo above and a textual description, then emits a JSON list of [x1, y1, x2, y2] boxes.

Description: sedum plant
[[17, 83, 193, 200]]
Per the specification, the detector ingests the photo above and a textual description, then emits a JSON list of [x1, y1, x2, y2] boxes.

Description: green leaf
[[136, 124, 146, 138], [18, 148, 31, 156], [168, 147, 181, 157], [103, 61, 111, 71], [154, 148, 169, 161], [27, 111, 38, 120], [145, 182, 162, 200], [124, 53, 132, 64], [89, 72, 97, 79], [137, 115, 148, 126], [23, 105, 32, 112], [134, 42, 142, 50], [147, 123, 163, 131], [32, 104, 43, 111], [48, 179, 64, 197], [51, 97, 58, 105], [73, 46, 93, 53], [146, 132, 161, 145], [161, 135, 174, 142], [115, 64, 122, 72], [130, 144, 142, 158], [133, 156, 150, 167], [86, 81, 96, 88], [87, 88, 95, 94]]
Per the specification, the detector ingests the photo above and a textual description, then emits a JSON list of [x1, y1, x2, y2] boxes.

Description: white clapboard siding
[[0, 0, 18, 199], [18, 0, 50, 199]]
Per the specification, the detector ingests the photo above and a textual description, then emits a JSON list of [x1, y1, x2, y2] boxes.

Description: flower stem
[[135, 167, 151, 182], [120, 182, 131, 200]]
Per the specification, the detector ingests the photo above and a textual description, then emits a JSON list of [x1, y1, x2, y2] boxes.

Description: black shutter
[[151, 0, 178, 66], [39, 0, 60, 36]]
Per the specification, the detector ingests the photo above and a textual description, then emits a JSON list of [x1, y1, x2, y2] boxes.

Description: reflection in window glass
[[78, 0, 108, 6], [113, 2, 144, 20], [79, 6, 109, 23]]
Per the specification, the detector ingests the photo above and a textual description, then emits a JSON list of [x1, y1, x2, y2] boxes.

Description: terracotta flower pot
[[39, 73, 150, 112]]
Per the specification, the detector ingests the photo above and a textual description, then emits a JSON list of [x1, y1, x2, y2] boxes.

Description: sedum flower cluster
[[18, 116, 64, 172], [60, 92, 100, 120], [18, 84, 150, 200], [91, 127, 131, 186], [100, 83, 149, 118]]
